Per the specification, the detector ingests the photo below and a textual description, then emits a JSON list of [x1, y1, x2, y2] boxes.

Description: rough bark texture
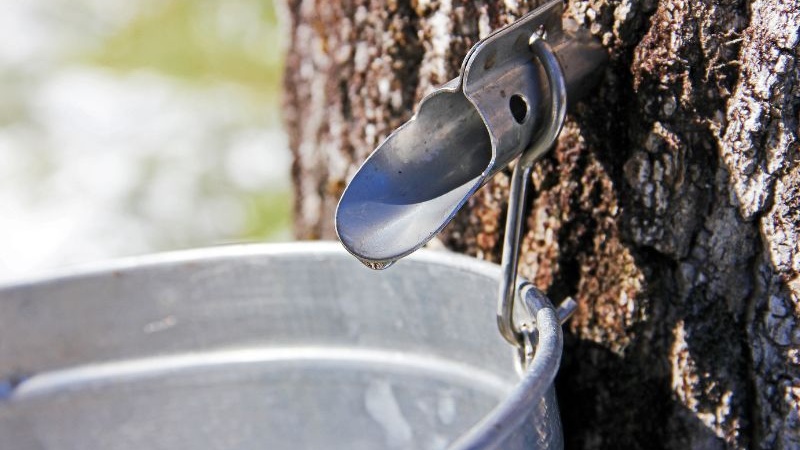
[[283, 0, 800, 448]]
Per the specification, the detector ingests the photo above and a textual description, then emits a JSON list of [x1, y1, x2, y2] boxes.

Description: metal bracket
[[497, 35, 567, 348]]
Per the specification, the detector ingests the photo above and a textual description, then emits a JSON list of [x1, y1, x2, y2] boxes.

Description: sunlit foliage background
[[0, 0, 290, 280]]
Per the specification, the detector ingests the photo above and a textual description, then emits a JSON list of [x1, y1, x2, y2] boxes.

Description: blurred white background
[[0, 0, 291, 281]]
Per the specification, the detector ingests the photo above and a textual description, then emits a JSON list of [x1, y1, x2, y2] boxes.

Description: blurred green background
[[0, 0, 291, 280]]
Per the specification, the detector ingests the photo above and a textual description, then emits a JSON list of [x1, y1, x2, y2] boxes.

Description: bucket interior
[[0, 243, 523, 450]]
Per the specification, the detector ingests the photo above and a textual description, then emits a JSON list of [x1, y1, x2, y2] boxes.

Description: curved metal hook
[[496, 36, 568, 349]]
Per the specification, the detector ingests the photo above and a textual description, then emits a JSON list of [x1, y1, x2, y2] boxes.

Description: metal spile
[[336, 0, 605, 269]]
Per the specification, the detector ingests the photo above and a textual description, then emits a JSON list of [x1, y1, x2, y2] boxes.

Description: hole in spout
[[509, 94, 528, 124]]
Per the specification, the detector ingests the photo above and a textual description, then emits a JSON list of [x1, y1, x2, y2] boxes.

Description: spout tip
[[335, 167, 487, 267]]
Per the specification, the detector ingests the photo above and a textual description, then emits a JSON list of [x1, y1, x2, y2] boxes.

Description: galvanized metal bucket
[[0, 242, 563, 449]]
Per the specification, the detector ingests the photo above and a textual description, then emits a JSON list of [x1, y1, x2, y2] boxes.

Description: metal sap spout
[[337, 88, 493, 269], [336, 0, 606, 269]]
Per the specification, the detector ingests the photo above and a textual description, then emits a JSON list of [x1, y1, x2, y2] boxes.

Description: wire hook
[[496, 35, 568, 349]]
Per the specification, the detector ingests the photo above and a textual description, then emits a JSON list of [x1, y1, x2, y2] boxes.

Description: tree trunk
[[283, 0, 799, 448]]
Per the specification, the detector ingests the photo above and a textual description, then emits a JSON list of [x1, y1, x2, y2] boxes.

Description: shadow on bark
[[556, 335, 730, 450]]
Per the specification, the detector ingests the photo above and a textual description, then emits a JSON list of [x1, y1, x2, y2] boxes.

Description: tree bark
[[283, 0, 800, 448]]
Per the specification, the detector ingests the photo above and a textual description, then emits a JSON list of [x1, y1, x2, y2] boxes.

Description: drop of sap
[[358, 258, 396, 271]]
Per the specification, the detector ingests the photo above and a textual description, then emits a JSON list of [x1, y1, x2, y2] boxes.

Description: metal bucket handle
[[450, 283, 564, 449]]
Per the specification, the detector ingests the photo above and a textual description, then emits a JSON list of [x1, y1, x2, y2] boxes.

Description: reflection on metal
[[0, 242, 564, 449]]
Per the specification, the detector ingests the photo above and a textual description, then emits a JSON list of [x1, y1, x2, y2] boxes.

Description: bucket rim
[[0, 241, 504, 291]]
